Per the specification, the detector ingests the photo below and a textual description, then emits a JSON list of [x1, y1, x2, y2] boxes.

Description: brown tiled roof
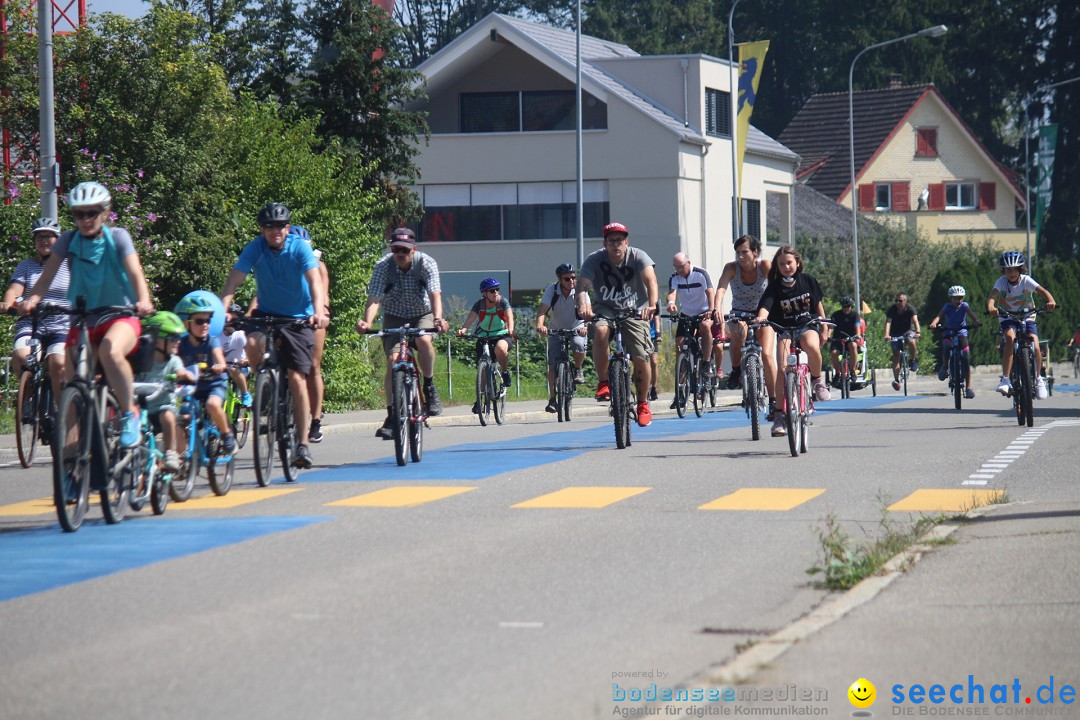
[[779, 84, 931, 202]]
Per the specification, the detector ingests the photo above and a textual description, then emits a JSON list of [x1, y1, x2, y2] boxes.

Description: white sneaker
[[1036, 377, 1048, 400], [812, 380, 831, 402], [770, 417, 786, 437], [996, 376, 1011, 395]]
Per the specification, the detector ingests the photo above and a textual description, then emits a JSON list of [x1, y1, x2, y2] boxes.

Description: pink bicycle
[[766, 316, 833, 457]]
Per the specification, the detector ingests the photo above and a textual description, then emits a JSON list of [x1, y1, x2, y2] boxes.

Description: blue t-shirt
[[234, 233, 319, 317], [939, 302, 971, 335], [178, 334, 225, 385]]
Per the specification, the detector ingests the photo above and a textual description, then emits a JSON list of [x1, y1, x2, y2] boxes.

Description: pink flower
[[7, 183, 19, 199], [108, 211, 119, 222], [147, 212, 158, 222], [136, 169, 144, 178]]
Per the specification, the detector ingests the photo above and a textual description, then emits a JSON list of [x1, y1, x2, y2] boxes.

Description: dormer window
[[916, 127, 938, 157]]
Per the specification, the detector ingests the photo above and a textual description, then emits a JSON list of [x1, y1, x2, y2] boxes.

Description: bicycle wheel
[[612, 360, 631, 449], [15, 371, 40, 468], [151, 455, 169, 516], [252, 370, 276, 487], [562, 364, 573, 421], [841, 356, 851, 400], [278, 383, 298, 480], [708, 358, 718, 407], [392, 368, 408, 466], [475, 359, 489, 427], [674, 352, 691, 418], [901, 357, 908, 396], [100, 394, 128, 525], [693, 359, 706, 417], [1074, 353, 1079, 378], [492, 366, 506, 425], [785, 372, 800, 458], [799, 375, 811, 454], [408, 381, 423, 463], [171, 412, 199, 501], [952, 350, 963, 410], [1018, 344, 1034, 427], [870, 368, 877, 397], [52, 386, 92, 532], [232, 401, 251, 450], [743, 354, 762, 441], [207, 453, 235, 495], [555, 362, 570, 423], [125, 444, 152, 512]]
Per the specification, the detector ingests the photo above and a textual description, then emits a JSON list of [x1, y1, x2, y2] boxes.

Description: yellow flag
[[736, 40, 770, 227]]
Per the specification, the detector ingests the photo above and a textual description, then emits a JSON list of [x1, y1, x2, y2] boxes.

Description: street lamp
[[1022, 75, 1080, 271], [848, 25, 947, 313], [728, 0, 742, 242]]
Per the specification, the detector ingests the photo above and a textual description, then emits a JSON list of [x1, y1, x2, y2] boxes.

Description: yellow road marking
[[0, 497, 55, 516], [328, 486, 477, 507], [512, 487, 650, 509], [887, 489, 1000, 513], [170, 487, 303, 510], [699, 488, 825, 511]]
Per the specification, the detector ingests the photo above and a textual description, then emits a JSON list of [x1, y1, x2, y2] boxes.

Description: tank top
[[729, 260, 768, 312]]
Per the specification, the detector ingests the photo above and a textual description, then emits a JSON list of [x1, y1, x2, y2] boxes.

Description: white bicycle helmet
[[31, 217, 62, 235], [947, 285, 966, 298], [67, 181, 111, 208]]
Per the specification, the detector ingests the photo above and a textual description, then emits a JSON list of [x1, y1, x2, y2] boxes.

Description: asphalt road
[[1, 367, 1078, 719]]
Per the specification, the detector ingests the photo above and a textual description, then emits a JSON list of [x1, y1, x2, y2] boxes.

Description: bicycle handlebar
[[547, 328, 584, 338], [365, 326, 433, 338], [659, 312, 711, 322], [992, 307, 1053, 320]]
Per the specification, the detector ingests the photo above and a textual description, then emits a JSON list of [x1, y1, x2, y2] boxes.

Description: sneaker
[[308, 418, 323, 443], [771, 417, 786, 437], [965, 388, 975, 399], [241, 391, 253, 408], [726, 368, 742, 390], [996, 376, 1011, 395], [910, 360, 919, 373], [293, 444, 312, 469], [574, 368, 585, 385], [375, 416, 393, 440], [501, 371, 512, 388], [812, 380, 831, 402], [545, 397, 558, 413], [1036, 377, 1048, 400], [163, 450, 181, 473], [830, 375, 842, 389], [648, 386, 658, 401], [221, 433, 237, 456], [425, 384, 443, 416], [669, 398, 679, 410], [595, 381, 611, 402], [120, 410, 141, 448], [637, 402, 652, 427], [938, 366, 947, 381], [891, 380, 901, 391]]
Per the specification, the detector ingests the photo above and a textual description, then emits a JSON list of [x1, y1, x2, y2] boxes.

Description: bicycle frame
[[372, 326, 429, 465], [768, 318, 831, 458]]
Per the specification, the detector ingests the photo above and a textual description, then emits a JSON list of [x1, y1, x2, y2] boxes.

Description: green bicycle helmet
[[174, 294, 214, 319], [143, 311, 186, 339]]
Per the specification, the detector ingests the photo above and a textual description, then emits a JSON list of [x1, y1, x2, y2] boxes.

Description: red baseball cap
[[603, 222, 629, 238]]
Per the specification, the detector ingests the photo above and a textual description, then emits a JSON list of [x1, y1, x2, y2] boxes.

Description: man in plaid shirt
[[355, 228, 447, 437]]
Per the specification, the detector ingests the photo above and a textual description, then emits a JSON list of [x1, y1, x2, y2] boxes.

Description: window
[[732, 197, 760, 238], [945, 182, 977, 210], [916, 127, 938, 157], [460, 91, 607, 133], [705, 88, 731, 138], [875, 184, 892, 211]]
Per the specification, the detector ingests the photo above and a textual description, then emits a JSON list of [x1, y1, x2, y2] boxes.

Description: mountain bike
[[7, 306, 60, 468], [729, 312, 767, 441], [368, 326, 429, 466], [767, 317, 832, 458], [933, 325, 978, 410], [887, 335, 914, 396], [996, 307, 1051, 428], [237, 315, 310, 485], [462, 334, 509, 427], [223, 362, 252, 449], [175, 366, 235, 498], [601, 309, 640, 449], [548, 328, 583, 422], [664, 312, 711, 418]]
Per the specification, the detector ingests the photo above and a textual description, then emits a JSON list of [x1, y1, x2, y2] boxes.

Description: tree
[[237, 0, 312, 104]]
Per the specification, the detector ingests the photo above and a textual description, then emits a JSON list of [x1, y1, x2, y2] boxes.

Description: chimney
[[887, 74, 904, 89]]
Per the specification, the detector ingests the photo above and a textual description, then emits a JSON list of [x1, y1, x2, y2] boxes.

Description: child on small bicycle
[[137, 312, 195, 472], [458, 277, 515, 395], [174, 295, 237, 455], [219, 320, 252, 408], [987, 251, 1056, 398], [754, 245, 829, 437], [928, 285, 981, 398]]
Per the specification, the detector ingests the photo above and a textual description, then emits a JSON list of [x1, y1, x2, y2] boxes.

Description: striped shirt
[[367, 251, 442, 318], [10, 257, 71, 337], [668, 266, 713, 316]]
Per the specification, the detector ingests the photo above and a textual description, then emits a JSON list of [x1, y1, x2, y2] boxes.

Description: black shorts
[[253, 310, 314, 375]]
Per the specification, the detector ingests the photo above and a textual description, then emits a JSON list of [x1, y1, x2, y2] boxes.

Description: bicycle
[[368, 326, 429, 466], [729, 312, 767, 441], [932, 325, 978, 410], [223, 361, 252, 449], [664, 312, 711, 418], [461, 334, 510, 427], [1039, 340, 1054, 396], [766, 316, 833, 458], [7, 306, 60, 468], [236, 315, 310, 486], [548, 328, 583, 423], [995, 307, 1051, 428], [887, 335, 915, 396], [599, 309, 640, 449], [49, 298, 137, 532], [830, 330, 865, 400], [174, 366, 235, 498], [125, 379, 177, 515]]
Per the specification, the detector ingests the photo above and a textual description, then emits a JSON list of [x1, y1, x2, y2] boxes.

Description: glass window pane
[[422, 207, 461, 242], [583, 93, 607, 130], [424, 184, 470, 206], [518, 182, 562, 204], [462, 205, 502, 241], [461, 92, 519, 133], [876, 184, 891, 209], [523, 91, 574, 131], [472, 184, 517, 206]]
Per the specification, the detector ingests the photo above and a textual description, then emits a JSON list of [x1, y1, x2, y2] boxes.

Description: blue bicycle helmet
[[174, 294, 215, 319], [555, 263, 574, 277], [999, 250, 1026, 269], [479, 277, 500, 292]]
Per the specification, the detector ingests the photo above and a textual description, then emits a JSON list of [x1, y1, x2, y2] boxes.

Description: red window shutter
[[928, 183, 946, 211], [891, 182, 911, 211], [979, 182, 996, 210], [858, 184, 876, 211], [916, 128, 938, 157]]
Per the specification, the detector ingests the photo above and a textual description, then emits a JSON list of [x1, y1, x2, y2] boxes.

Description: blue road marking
[[0, 516, 328, 602], [290, 394, 920, 483]]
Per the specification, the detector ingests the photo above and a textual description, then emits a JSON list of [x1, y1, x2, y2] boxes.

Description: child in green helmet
[[138, 312, 195, 472]]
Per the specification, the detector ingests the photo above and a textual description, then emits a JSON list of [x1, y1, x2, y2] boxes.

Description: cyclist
[[928, 285, 981, 399], [1067, 323, 1080, 364], [577, 222, 658, 427], [754, 244, 829, 437], [716, 234, 775, 412], [536, 263, 589, 413], [665, 252, 715, 408], [884, 293, 921, 391], [458, 277, 515, 413], [175, 295, 237, 455], [826, 297, 861, 388], [136, 311, 195, 473], [218, 318, 252, 407], [2, 217, 70, 403], [19, 181, 154, 447], [220, 202, 329, 468], [354, 227, 446, 440], [987, 250, 1057, 398]]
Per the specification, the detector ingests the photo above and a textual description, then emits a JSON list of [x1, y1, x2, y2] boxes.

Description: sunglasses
[[391, 248, 412, 256], [484, 288, 500, 294], [190, 317, 212, 326], [560, 276, 576, 282], [72, 209, 102, 220]]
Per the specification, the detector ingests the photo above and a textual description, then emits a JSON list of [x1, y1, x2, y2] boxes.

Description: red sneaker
[[637, 401, 652, 427], [595, 381, 611, 401]]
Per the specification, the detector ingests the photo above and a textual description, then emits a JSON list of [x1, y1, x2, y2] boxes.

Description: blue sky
[[87, 0, 147, 18]]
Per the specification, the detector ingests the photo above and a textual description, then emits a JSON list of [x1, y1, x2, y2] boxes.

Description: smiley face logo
[[848, 678, 876, 708]]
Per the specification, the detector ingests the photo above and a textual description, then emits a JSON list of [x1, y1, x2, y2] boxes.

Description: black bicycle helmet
[[840, 296, 854, 308], [556, 263, 574, 277], [257, 202, 291, 226]]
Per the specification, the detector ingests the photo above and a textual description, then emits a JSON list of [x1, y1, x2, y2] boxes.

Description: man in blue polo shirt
[[221, 202, 329, 469]]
